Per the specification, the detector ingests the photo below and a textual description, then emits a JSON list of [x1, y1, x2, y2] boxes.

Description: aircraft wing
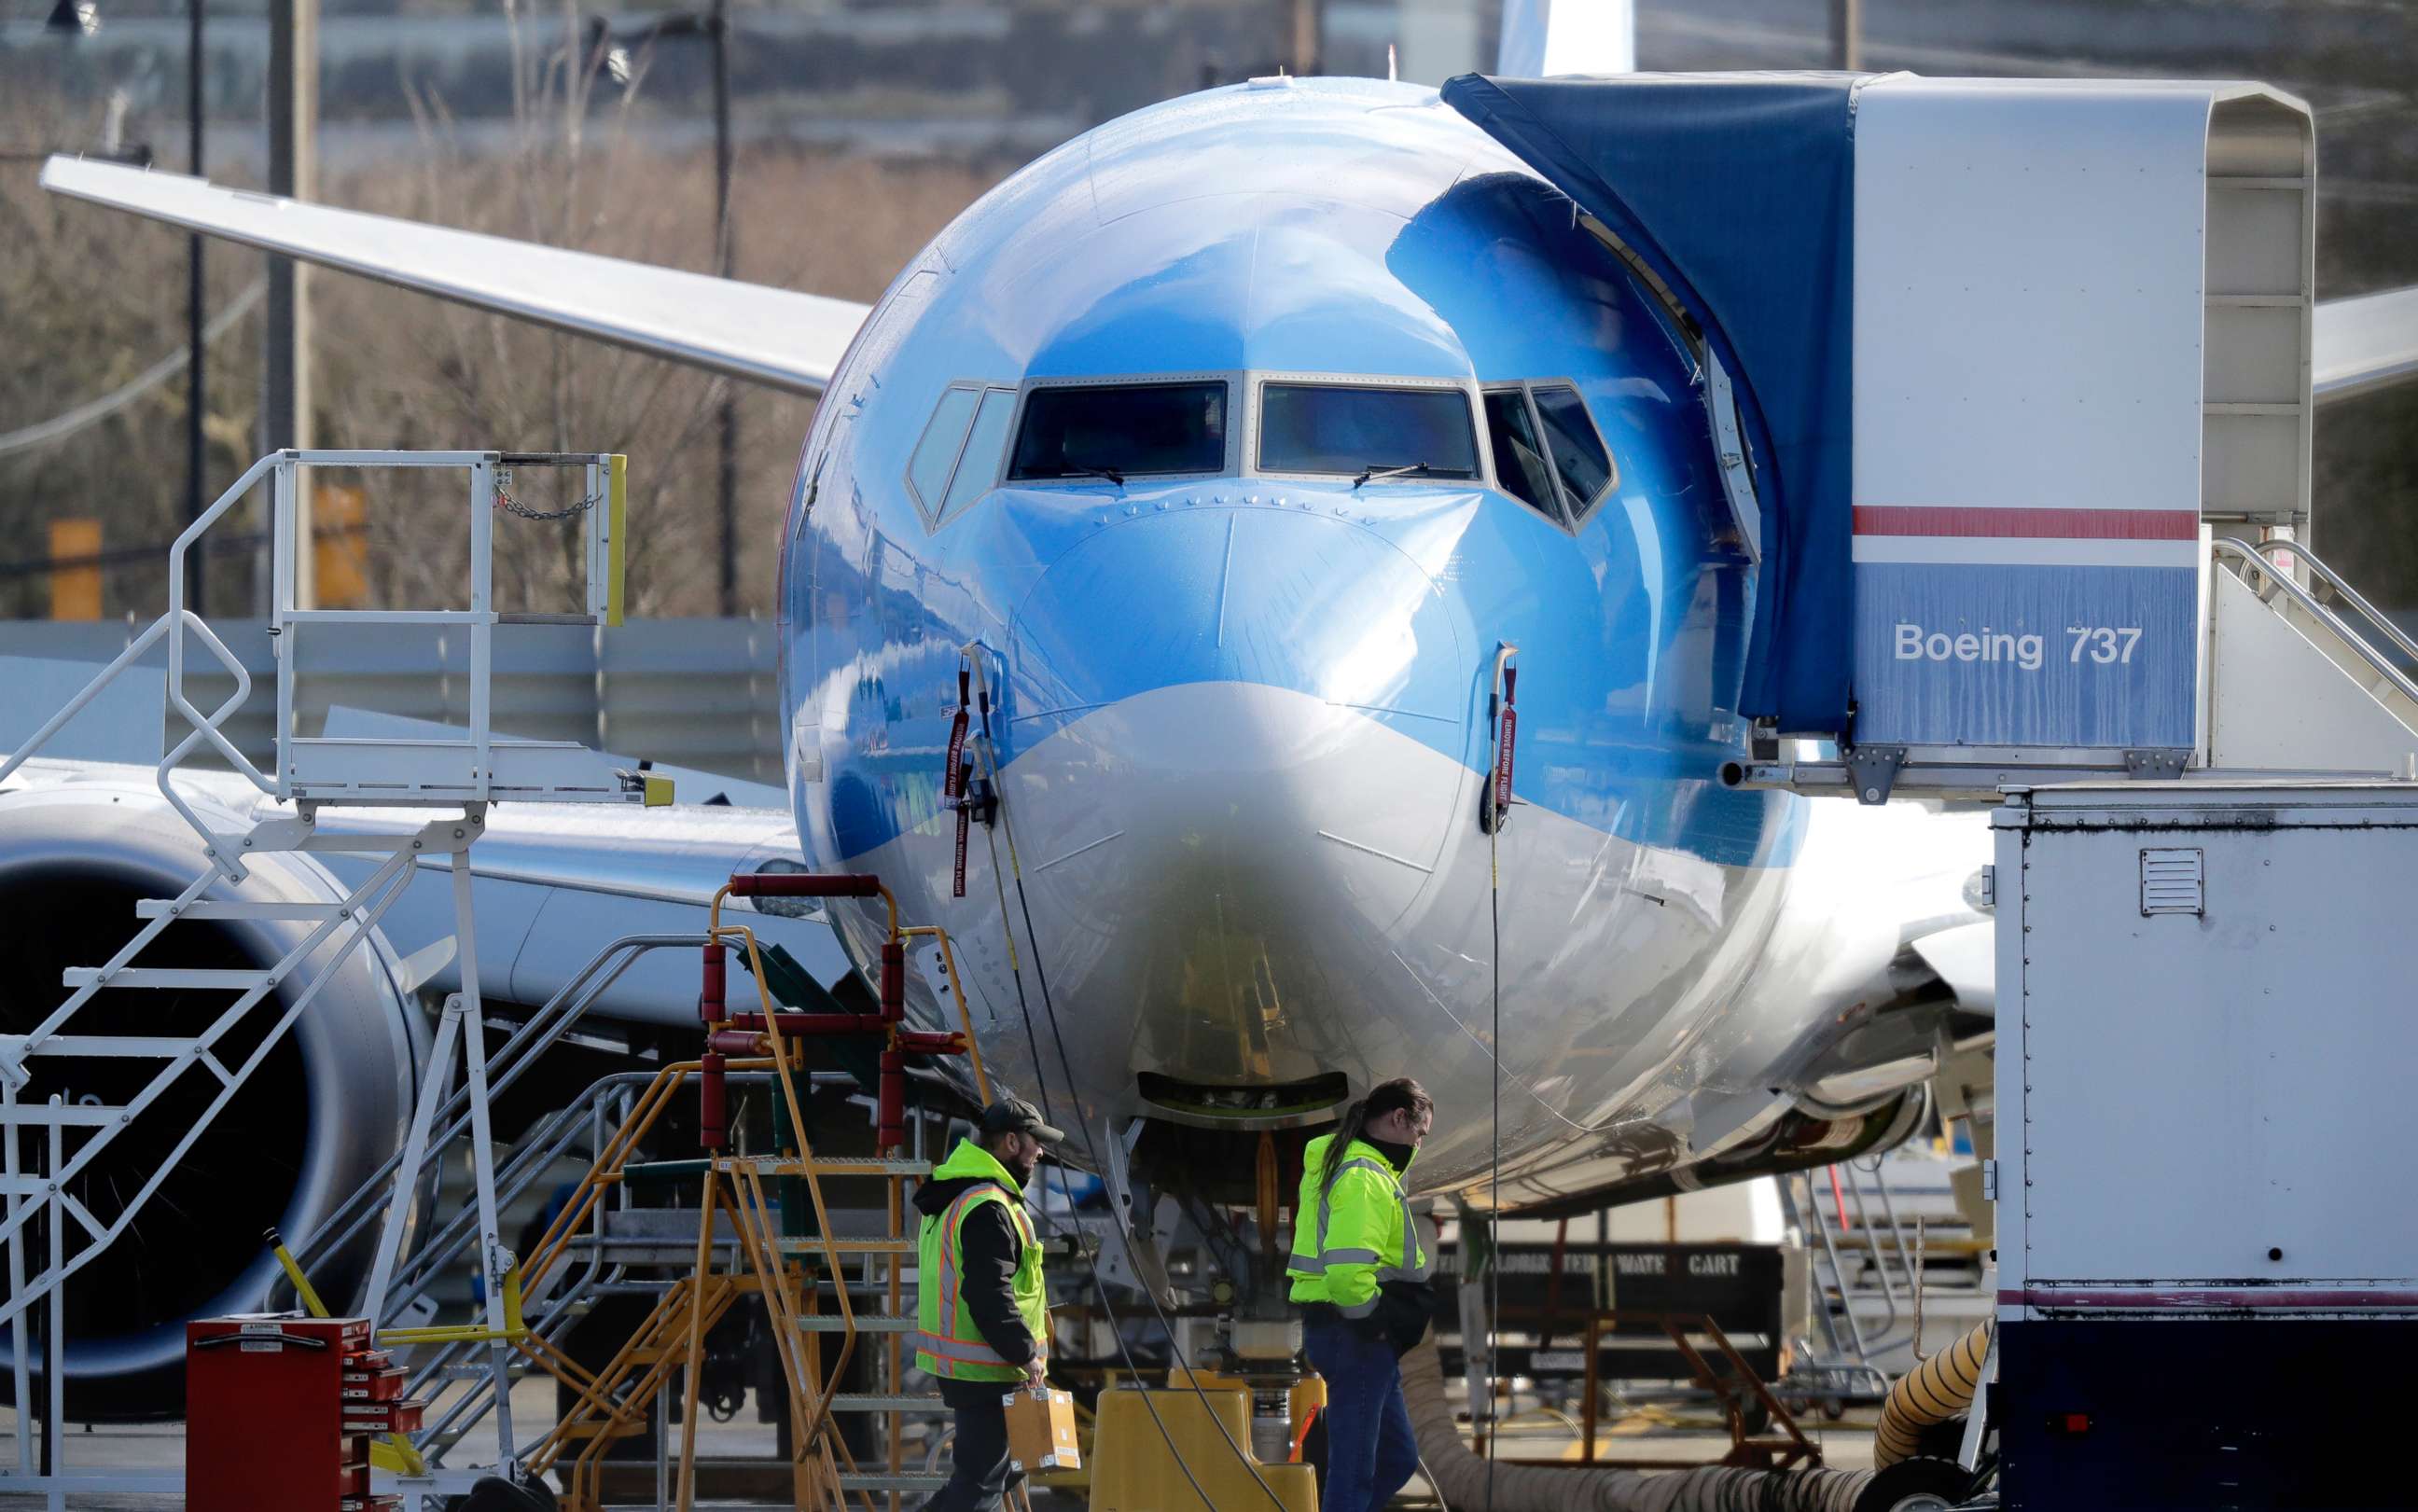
[[2314, 284, 2418, 404], [0, 752, 854, 1030], [42, 148, 2417, 415], [39, 156, 869, 396]]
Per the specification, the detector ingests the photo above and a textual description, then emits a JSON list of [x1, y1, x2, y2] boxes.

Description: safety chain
[[493, 466, 602, 521]]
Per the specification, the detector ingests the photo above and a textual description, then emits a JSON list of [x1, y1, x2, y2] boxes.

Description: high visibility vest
[[1285, 1134, 1429, 1317], [915, 1179, 1048, 1381]]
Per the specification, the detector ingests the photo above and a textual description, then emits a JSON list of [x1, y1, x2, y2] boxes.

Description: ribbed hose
[[1401, 1339, 1873, 1512], [1873, 1321, 1992, 1468]]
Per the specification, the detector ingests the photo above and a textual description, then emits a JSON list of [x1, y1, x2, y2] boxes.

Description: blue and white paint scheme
[[38, 77, 2005, 1218], [777, 77, 1969, 1201], [34, 54, 2418, 1407]]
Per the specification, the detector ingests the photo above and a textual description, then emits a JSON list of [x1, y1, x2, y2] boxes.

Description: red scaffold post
[[877, 1047, 907, 1153], [702, 867, 991, 1159], [698, 937, 726, 1025], [880, 940, 906, 1022], [700, 1051, 729, 1151]]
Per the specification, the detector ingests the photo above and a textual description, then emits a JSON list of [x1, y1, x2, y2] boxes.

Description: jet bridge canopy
[[1444, 73, 2316, 783], [1444, 72, 1858, 737]]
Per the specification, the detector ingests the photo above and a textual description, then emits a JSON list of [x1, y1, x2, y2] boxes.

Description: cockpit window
[[1482, 389, 1561, 521], [907, 385, 981, 520], [1008, 381, 1227, 480], [938, 387, 1018, 523], [1258, 384, 1480, 480], [1531, 383, 1617, 518]]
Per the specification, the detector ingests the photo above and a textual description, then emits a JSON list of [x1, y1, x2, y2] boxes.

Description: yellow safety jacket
[[914, 1140, 1049, 1381], [1285, 1133, 1428, 1317]]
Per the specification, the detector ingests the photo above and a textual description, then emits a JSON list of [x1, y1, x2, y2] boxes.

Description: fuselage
[[777, 76, 1823, 1200]]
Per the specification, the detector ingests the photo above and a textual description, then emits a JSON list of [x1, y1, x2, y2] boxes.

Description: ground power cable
[[950, 659, 1211, 1502], [957, 649, 1288, 1512], [1484, 644, 1517, 1512], [974, 699, 1286, 1512]]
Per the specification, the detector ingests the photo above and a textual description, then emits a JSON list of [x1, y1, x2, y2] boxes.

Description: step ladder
[[507, 1061, 948, 1511], [1784, 1154, 1991, 1387], [312, 1057, 943, 1505], [0, 448, 640, 1507], [500, 870, 994, 1512]]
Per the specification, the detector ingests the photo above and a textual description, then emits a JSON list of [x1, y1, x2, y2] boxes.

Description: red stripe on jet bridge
[[2001, 1287, 2418, 1311], [1854, 506, 2200, 541]]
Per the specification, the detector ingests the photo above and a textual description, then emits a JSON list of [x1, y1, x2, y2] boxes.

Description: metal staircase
[[235, 861, 995, 1507], [2204, 535, 2418, 771], [0, 448, 639, 1505]]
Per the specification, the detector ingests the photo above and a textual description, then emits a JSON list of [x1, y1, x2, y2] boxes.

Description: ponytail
[[1319, 1076, 1432, 1189]]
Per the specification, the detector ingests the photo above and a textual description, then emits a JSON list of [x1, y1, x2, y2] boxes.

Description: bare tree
[[4, 14, 1004, 622]]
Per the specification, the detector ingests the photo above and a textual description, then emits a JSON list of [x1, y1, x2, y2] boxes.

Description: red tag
[[1492, 704, 1518, 820], [943, 708, 969, 801], [952, 776, 971, 899]]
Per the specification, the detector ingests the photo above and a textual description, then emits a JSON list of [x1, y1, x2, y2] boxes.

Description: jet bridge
[[1442, 73, 2378, 800]]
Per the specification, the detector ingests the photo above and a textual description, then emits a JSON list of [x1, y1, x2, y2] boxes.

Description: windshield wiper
[[1354, 461, 1430, 489], [1058, 463, 1125, 485]]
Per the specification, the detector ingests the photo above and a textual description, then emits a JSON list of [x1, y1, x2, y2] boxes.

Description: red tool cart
[[187, 1313, 422, 1512]]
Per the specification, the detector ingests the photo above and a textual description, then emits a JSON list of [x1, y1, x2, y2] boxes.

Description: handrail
[[405, 1081, 666, 1451], [2252, 538, 2418, 670], [2213, 536, 2418, 714], [286, 934, 706, 1278], [162, 451, 282, 798], [376, 1072, 660, 1319]]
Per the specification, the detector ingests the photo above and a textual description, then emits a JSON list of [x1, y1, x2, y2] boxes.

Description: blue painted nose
[[1008, 502, 1470, 751], [992, 502, 1479, 1088]]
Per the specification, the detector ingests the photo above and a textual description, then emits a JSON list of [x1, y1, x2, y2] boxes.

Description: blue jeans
[[1305, 1320, 1419, 1512]]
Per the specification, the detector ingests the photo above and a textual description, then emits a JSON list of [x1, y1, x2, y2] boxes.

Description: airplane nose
[[999, 505, 1472, 1088]]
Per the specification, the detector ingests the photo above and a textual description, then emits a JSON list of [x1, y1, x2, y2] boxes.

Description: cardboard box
[[1003, 1387, 1080, 1473]]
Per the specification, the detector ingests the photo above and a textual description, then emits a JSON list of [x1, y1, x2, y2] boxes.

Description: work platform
[[0, 448, 646, 1507]]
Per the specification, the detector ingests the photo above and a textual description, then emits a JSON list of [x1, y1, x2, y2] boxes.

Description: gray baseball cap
[[979, 1097, 1066, 1146]]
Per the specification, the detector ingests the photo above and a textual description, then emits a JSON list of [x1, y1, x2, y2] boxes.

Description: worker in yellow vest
[[914, 1097, 1063, 1512], [1286, 1077, 1436, 1512]]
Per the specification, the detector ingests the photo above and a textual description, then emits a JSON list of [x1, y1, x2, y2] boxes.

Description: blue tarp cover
[[1442, 72, 1860, 734]]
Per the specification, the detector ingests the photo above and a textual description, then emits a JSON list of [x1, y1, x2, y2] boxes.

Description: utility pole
[[1830, 0, 1861, 71], [186, 0, 206, 616], [1289, 0, 1317, 75], [711, 0, 738, 619], [264, 0, 316, 609]]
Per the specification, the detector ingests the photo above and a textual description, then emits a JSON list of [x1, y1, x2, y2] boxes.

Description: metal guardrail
[[2221, 536, 2418, 705], [286, 934, 709, 1283], [0, 616, 785, 789], [277, 919, 929, 1477]]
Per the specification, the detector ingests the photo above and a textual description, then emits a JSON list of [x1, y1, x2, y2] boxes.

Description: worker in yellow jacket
[[1286, 1077, 1436, 1512], [914, 1097, 1063, 1512]]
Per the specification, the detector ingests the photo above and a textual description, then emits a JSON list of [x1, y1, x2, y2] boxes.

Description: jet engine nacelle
[[0, 781, 420, 1417]]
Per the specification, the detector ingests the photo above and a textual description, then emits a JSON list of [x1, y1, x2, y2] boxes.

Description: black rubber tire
[[453, 1475, 560, 1512], [1854, 1455, 1972, 1512]]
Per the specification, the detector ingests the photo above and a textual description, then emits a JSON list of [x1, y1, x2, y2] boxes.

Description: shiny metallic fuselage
[[778, 77, 1830, 1202]]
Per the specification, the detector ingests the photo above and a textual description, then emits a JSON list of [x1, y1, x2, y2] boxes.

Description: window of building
[[1531, 382, 1618, 519], [1257, 383, 1480, 481], [1482, 388, 1561, 521], [1008, 381, 1227, 481]]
